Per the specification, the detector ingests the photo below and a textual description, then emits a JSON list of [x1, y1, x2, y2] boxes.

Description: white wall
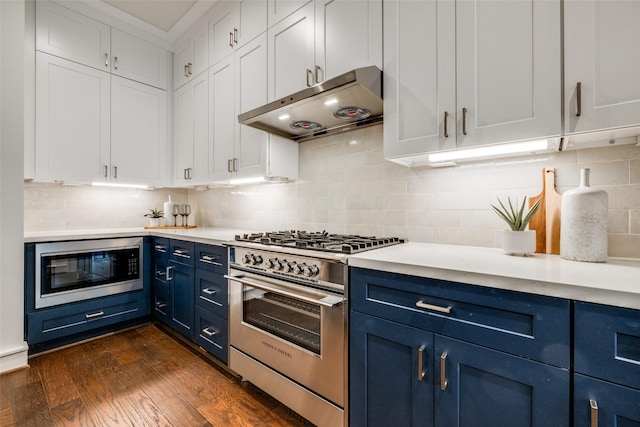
[[189, 125, 640, 259], [1, 0, 29, 372]]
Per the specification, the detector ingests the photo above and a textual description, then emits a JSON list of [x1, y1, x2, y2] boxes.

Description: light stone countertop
[[348, 242, 640, 310], [24, 230, 640, 310]]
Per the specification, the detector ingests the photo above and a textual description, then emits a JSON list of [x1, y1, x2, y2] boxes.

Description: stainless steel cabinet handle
[[113, 166, 118, 179], [105, 53, 109, 68], [184, 64, 189, 77], [85, 311, 104, 319], [202, 288, 217, 295], [156, 269, 166, 277], [166, 266, 173, 280], [416, 300, 452, 314], [462, 107, 468, 135], [202, 327, 217, 337], [576, 82, 582, 117], [155, 302, 167, 309], [228, 159, 233, 173], [233, 28, 238, 44], [440, 353, 448, 390], [232, 158, 238, 172], [229, 32, 234, 47], [444, 111, 449, 138], [114, 56, 118, 70], [306, 69, 313, 87], [417, 345, 426, 381], [104, 165, 108, 178], [200, 256, 222, 266], [155, 245, 167, 253], [590, 399, 598, 427], [187, 63, 193, 76], [315, 65, 322, 84]]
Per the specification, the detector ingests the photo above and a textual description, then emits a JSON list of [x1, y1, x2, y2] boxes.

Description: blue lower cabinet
[[168, 260, 195, 339], [574, 374, 640, 426], [434, 336, 569, 427], [350, 311, 433, 427], [195, 306, 228, 364]]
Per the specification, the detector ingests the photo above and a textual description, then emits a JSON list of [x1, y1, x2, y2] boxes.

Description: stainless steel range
[[226, 231, 405, 427]]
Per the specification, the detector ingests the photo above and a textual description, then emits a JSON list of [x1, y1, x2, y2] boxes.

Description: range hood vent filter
[[238, 66, 383, 142]]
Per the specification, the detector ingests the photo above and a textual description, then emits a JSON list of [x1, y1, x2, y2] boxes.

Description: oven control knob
[[304, 265, 320, 277], [252, 255, 263, 265], [243, 254, 252, 264], [276, 259, 286, 270], [295, 263, 306, 274], [286, 262, 296, 273], [267, 258, 277, 269]]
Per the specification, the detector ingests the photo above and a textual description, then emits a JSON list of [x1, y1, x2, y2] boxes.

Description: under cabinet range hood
[[238, 66, 383, 142]]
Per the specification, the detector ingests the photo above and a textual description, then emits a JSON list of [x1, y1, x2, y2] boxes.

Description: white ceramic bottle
[[560, 168, 608, 262], [163, 195, 175, 227]]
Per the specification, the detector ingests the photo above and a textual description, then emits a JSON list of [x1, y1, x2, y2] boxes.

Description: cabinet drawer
[[169, 240, 195, 266], [195, 306, 228, 364], [195, 269, 228, 318], [574, 302, 640, 389], [27, 291, 148, 344], [350, 268, 570, 368], [152, 280, 170, 323], [153, 237, 170, 262], [195, 243, 228, 274]]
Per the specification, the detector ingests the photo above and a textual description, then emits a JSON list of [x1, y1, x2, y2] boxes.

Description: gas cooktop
[[234, 230, 405, 254]]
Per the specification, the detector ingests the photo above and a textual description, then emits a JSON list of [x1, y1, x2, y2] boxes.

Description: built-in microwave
[[34, 237, 143, 309]]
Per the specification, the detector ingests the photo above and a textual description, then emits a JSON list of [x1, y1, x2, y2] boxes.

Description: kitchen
[[2, 0, 640, 426]]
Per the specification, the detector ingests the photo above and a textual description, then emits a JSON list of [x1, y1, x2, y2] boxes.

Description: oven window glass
[[41, 248, 139, 295], [242, 286, 321, 355]]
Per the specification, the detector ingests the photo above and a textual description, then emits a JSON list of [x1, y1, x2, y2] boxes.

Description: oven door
[[227, 270, 345, 407]]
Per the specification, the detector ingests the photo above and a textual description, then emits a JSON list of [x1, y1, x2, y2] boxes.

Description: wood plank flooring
[[0, 323, 315, 426]]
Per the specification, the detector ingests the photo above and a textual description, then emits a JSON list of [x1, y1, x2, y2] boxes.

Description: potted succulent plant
[[491, 196, 541, 256], [144, 208, 164, 227]]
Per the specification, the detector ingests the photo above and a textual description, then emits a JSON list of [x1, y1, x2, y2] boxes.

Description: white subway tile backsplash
[[24, 127, 640, 259]]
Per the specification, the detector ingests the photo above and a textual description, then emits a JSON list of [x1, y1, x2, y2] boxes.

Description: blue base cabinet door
[[168, 261, 195, 339], [434, 336, 569, 427], [350, 311, 434, 427], [574, 374, 640, 426]]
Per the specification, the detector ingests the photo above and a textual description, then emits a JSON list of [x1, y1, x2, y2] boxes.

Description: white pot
[[149, 218, 161, 227], [502, 230, 536, 256]]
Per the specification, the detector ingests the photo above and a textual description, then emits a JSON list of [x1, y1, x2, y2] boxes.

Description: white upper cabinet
[[174, 22, 208, 89], [564, 0, 640, 135], [35, 52, 110, 183], [36, 1, 169, 90], [35, 1, 110, 71], [314, 0, 382, 83], [384, 0, 561, 164], [111, 29, 168, 90], [209, 0, 268, 66], [268, 0, 381, 101], [268, 2, 315, 100], [211, 34, 299, 182], [268, 0, 311, 27], [174, 71, 209, 186], [111, 76, 167, 186]]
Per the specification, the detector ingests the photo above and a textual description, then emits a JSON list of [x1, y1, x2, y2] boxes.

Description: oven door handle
[[224, 274, 344, 308]]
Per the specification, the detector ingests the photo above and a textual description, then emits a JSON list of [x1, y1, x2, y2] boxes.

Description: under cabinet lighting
[[428, 139, 552, 164], [91, 182, 149, 189], [228, 176, 267, 185]]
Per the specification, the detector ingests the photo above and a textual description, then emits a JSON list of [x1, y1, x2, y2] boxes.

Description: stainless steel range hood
[[238, 66, 382, 142]]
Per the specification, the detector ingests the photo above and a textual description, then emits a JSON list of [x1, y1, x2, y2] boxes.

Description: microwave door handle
[[224, 274, 343, 308]]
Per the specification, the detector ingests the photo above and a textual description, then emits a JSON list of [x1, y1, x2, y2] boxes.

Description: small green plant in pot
[[491, 196, 541, 256], [144, 209, 164, 227]]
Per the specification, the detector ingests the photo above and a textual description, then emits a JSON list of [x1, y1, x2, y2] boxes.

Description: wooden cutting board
[[528, 168, 562, 254]]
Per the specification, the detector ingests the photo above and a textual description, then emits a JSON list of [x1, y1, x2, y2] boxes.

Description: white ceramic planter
[[502, 230, 536, 256], [149, 218, 161, 227]]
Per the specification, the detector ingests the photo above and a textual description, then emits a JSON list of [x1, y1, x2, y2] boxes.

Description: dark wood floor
[[0, 323, 315, 426]]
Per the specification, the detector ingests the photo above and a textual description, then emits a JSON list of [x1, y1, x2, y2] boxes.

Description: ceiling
[[102, 0, 198, 32]]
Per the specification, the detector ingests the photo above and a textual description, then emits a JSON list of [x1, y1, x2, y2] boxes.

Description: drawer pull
[[155, 245, 167, 253], [440, 353, 448, 391], [85, 311, 104, 319], [173, 250, 191, 259], [417, 345, 426, 382], [156, 270, 166, 277], [202, 288, 217, 296], [166, 266, 173, 281], [200, 255, 222, 266], [416, 300, 452, 314], [202, 327, 217, 337], [156, 302, 167, 309], [590, 399, 598, 427]]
